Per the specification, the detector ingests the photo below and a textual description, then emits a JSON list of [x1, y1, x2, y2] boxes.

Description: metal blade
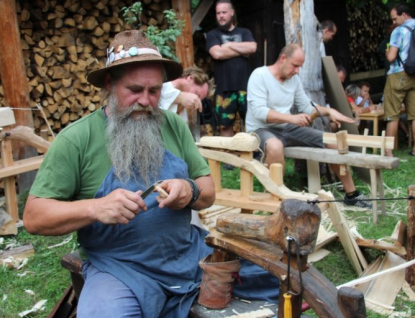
[[141, 181, 162, 199]]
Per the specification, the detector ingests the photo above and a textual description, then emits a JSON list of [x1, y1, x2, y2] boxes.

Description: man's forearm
[[224, 41, 257, 55]]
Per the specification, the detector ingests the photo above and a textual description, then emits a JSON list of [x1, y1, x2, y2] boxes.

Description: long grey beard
[[106, 94, 165, 186]]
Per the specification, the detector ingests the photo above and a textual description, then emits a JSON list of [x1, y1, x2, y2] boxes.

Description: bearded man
[[24, 30, 280, 317], [23, 30, 217, 317], [206, 0, 257, 139]]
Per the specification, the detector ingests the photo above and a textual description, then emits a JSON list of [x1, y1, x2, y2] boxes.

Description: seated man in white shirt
[[159, 66, 215, 122]]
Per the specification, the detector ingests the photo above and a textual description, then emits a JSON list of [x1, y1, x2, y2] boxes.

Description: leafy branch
[[121, 2, 184, 62]]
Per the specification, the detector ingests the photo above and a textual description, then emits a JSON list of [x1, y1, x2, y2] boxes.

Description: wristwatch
[[185, 178, 200, 207]]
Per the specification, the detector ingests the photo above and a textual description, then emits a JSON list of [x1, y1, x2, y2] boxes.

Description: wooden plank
[[355, 237, 406, 256], [284, 147, 399, 170], [306, 159, 321, 193], [0, 108, 15, 127], [354, 252, 405, 308], [318, 190, 367, 274], [0, 155, 44, 178], [191, 0, 214, 34], [323, 132, 394, 151], [322, 56, 370, 184]]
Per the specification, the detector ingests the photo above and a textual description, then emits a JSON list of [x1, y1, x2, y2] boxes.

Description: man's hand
[[155, 179, 193, 209], [327, 108, 356, 128], [290, 113, 312, 126], [93, 189, 147, 225], [175, 92, 203, 112]]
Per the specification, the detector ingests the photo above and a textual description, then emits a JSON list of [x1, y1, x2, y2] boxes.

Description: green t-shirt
[[30, 108, 210, 200]]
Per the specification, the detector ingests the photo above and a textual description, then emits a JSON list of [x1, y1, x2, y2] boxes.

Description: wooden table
[[358, 111, 384, 153]]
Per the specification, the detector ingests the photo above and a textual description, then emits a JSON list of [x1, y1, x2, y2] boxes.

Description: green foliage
[[121, 2, 143, 29], [121, 2, 184, 62]]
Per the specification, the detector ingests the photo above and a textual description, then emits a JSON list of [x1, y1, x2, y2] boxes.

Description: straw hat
[[87, 30, 183, 88]]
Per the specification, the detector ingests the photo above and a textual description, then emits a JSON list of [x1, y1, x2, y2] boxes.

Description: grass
[[1, 142, 414, 317]]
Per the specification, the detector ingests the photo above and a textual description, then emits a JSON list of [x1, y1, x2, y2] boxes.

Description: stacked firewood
[[346, 0, 389, 73], [0, 0, 172, 133]]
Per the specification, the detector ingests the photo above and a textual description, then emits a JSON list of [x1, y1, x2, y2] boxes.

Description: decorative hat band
[[106, 46, 162, 67]]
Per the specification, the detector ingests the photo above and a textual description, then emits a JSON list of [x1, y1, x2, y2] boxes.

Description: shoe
[[223, 163, 234, 171], [344, 193, 373, 209], [408, 151, 415, 157]]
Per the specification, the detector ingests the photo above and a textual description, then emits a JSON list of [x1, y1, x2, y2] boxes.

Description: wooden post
[[0, 0, 38, 192], [171, 0, 198, 139], [406, 185, 415, 286]]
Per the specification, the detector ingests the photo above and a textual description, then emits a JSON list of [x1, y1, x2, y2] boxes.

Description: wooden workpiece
[[216, 199, 321, 255]]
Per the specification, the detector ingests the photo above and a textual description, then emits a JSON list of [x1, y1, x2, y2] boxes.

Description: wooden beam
[[284, 147, 399, 170], [171, 0, 197, 140], [171, 0, 194, 69], [323, 132, 394, 151], [0, 155, 44, 179], [191, 0, 214, 33], [318, 190, 367, 274]]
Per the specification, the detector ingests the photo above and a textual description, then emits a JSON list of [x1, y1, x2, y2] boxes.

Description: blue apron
[[78, 149, 279, 317]]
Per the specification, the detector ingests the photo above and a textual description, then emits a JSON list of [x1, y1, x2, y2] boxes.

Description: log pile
[[346, 0, 389, 73], [0, 0, 172, 133]]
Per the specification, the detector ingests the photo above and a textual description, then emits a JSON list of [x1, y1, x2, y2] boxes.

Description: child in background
[[356, 82, 373, 108], [345, 84, 376, 115]]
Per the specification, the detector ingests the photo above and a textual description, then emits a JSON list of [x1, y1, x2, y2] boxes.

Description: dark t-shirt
[[206, 27, 255, 94]]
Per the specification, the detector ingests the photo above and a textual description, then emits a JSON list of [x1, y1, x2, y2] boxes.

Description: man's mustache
[[122, 103, 154, 117]]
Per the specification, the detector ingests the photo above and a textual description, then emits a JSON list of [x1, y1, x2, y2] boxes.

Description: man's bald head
[[279, 43, 303, 60]]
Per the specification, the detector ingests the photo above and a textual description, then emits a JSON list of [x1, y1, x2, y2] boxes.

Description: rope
[[307, 195, 415, 205]]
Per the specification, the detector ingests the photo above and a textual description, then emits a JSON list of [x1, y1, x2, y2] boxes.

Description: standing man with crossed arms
[[206, 0, 257, 138]]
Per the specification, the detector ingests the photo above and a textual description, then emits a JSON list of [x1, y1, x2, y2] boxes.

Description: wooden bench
[[284, 130, 400, 223]]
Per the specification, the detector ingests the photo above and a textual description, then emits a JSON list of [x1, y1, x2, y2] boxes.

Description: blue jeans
[[77, 261, 142, 318]]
